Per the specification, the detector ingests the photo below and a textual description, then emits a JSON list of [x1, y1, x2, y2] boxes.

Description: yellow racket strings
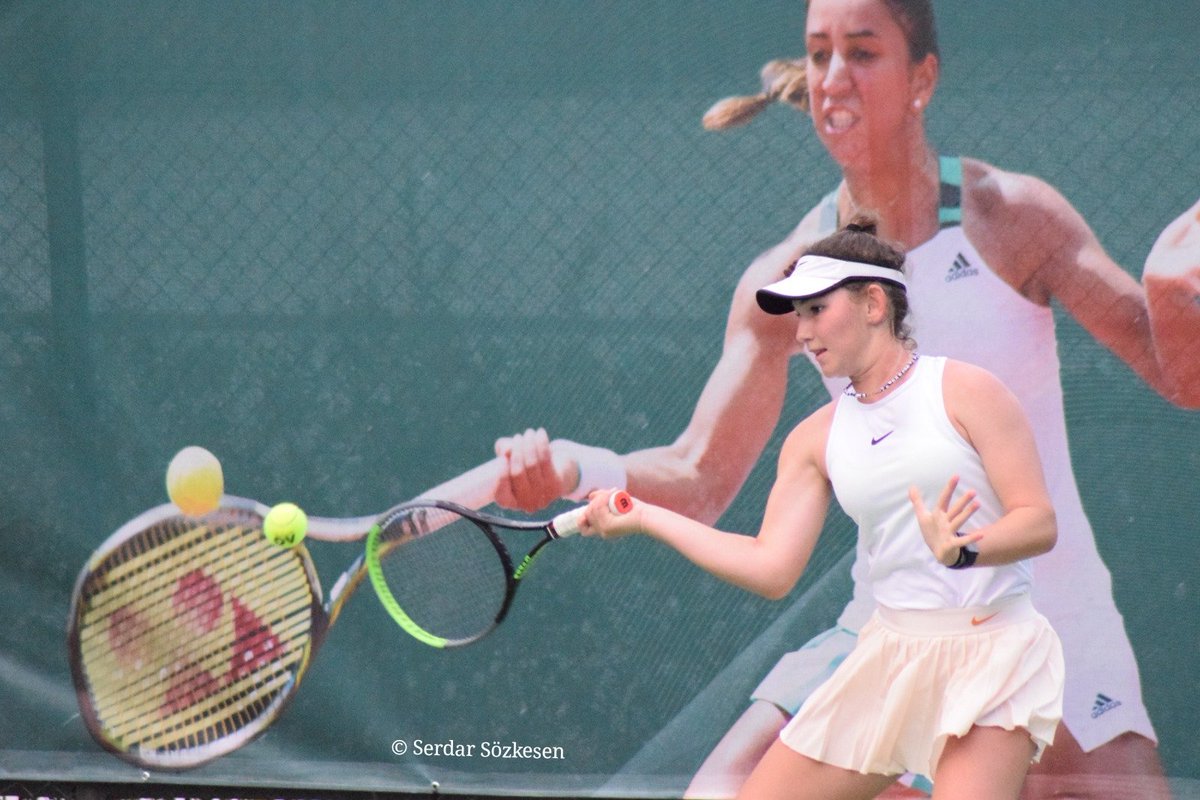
[[76, 509, 316, 756]]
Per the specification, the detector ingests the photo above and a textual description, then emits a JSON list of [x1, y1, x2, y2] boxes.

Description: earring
[[913, 98, 922, 109]]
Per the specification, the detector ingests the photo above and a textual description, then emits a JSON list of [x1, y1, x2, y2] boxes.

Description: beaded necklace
[[843, 351, 920, 399]]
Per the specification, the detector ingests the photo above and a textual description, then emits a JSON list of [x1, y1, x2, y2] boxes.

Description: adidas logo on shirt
[[1091, 693, 1122, 719], [944, 252, 979, 283]]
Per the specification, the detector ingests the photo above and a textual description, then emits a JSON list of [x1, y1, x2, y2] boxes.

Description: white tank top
[[810, 157, 1115, 627], [826, 355, 1032, 609]]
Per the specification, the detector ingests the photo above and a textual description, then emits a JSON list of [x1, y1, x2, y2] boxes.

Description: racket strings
[[374, 508, 511, 643], [73, 509, 316, 760]]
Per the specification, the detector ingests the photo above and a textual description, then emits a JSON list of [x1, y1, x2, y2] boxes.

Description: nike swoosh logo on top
[[870, 431, 894, 446], [971, 613, 999, 626]]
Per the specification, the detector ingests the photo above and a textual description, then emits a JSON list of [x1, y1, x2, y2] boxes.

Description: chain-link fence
[[2, 1, 1198, 796]]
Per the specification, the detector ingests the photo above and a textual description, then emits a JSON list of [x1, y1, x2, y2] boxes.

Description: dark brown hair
[[802, 215, 915, 347], [880, 0, 939, 63]]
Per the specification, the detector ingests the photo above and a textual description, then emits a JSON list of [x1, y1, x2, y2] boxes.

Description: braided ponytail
[[701, 58, 809, 131]]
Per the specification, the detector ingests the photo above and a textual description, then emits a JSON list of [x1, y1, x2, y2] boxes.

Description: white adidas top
[[825, 355, 1032, 610]]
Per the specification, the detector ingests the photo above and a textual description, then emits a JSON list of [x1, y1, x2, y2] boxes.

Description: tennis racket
[[67, 458, 511, 770], [366, 489, 634, 648]]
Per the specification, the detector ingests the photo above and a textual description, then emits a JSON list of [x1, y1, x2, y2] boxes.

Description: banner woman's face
[[804, 0, 924, 166]]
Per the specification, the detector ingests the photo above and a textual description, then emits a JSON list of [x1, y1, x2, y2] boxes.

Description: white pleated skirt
[[779, 593, 1064, 779]]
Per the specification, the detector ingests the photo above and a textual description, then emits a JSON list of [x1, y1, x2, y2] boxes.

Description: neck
[[845, 347, 919, 401], [838, 142, 940, 250]]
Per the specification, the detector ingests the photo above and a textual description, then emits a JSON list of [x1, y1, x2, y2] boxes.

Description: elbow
[[1154, 371, 1200, 408], [1040, 529, 1058, 557], [756, 583, 792, 602], [1165, 386, 1200, 410], [1147, 363, 1200, 409], [738, 536, 807, 600], [751, 568, 802, 601], [1037, 508, 1058, 556]]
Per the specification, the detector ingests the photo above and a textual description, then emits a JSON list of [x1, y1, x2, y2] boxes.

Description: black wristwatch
[[948, 541, 978, 570]]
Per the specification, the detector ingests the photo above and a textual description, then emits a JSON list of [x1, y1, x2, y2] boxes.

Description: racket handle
[[552, 490, 633, 538], [608, 490, 634, 514]]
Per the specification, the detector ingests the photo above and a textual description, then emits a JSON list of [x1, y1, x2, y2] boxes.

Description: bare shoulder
[[960, 158, 1093, 304], [941, 358, 1009, 396], [941, 358, 1024, 434], [960, 158, 1066, 218], [779, 400, 836, 478]]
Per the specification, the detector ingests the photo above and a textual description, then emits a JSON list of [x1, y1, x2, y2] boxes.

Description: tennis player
[[580, 217, 1064, 800], [495, 1, 1196, 796]]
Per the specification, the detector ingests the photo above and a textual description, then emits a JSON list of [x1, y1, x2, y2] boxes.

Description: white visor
[[756, 255, 908, 315]]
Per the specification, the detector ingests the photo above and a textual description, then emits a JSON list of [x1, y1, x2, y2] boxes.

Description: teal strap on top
[[823, 155, 962, 230], [938, 155, 963, 228]]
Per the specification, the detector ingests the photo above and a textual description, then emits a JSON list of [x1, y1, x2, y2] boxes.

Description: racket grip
[[552, 490, 633, 538], [608, 490, 633, 514]]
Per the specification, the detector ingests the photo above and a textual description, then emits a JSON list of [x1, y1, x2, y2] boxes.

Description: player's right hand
[[580, 489, 642, 540]]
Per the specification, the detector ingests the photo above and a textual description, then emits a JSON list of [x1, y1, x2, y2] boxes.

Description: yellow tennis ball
[[165, 446, 224, 516], [264, 502, 308, 548]]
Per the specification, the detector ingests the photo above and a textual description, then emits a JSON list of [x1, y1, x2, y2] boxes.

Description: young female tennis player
[[580, 218, 1064, 800], [495, 1, 1195, 796]]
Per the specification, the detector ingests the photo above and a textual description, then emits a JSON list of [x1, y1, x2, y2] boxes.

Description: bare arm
[[933, 360, 1057, 566], [966, 162, 1200, 408], [583, 407, 835, 600], [496, 214, 825, 522], [621, 275, 799, 524]]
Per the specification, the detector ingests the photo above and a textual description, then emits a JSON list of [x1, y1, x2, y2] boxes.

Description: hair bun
[[843, 214, 880, 236]]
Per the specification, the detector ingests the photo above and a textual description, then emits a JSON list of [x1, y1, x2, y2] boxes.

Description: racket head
[[67, 497, 327, 769], [366, 500, 536, 648]]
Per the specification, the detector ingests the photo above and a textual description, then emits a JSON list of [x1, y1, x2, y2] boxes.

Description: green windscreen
[[1, 1, 1197, 796]]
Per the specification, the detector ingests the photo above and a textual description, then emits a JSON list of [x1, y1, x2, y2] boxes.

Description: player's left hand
[[909, 476, 982, 566]]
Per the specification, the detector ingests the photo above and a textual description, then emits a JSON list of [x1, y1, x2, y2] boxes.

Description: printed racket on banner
[[66, 458, 625, 770], [366, 489, 633, 648]]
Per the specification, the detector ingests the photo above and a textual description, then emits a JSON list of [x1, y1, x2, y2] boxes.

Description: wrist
[[947, 536, 978, 570], [565, 444, 627, 501]]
